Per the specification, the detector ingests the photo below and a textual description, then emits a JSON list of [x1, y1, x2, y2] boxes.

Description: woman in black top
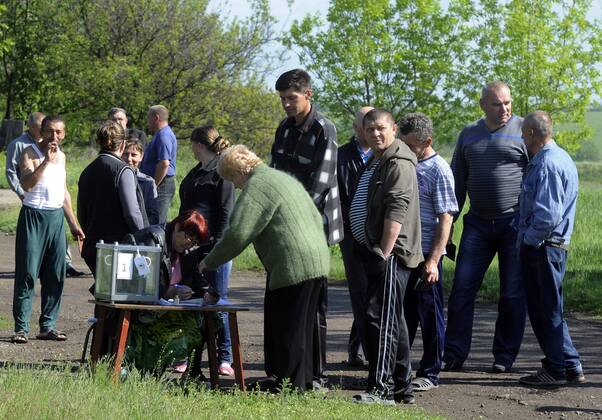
[[77, 120, 147, 275], [178, 125, 235, 376]]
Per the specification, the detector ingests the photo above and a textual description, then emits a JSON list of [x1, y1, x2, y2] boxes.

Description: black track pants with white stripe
[[363, 254, 413, 398]]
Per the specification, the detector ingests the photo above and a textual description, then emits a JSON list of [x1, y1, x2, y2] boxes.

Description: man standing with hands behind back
[[140, 105, 177, 225], [517, 111, 585, 387]]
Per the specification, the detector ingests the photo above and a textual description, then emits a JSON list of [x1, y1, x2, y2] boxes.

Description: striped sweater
[[451, 115, 528, 219]]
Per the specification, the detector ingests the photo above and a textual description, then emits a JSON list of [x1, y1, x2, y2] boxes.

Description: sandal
[[412, 377, 438, 392], [11, 333, 28, 344], [36, 330, 67, 341]]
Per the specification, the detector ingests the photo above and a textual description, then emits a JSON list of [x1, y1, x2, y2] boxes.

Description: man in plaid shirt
[[271, 68, 343, 389]]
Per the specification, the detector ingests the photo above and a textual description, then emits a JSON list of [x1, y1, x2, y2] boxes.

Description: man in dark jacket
[[270, 69, 343, 388], [350, 109, 422, 405], [337, 106, 373, 367]]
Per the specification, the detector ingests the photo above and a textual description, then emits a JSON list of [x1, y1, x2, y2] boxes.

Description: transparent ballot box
[[95, 241, 161, 303]]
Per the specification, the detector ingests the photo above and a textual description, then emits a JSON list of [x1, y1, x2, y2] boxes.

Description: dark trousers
[[404, 257, 445, 384], [156, 175, 176, 225], [264, 277, 322, 391], [520, 244, 581, 378], [444, 212, 526, 367], [13, 206, 66, 334], [340, 233, 368, 360], [313, 278, 328, 382], [357, 245, 412, 399]]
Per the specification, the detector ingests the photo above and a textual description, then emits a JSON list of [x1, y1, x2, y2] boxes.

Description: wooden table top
[[89, 300, 249, 312]]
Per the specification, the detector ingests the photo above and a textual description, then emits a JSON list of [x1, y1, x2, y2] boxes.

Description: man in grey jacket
[[350, 109, 423, 405]]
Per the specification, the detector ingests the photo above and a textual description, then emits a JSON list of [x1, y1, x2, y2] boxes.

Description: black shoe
[[346, 354, 365, 368], [492, 363, 511, 373], [66, 265, 86, 277], [393, 389, 416, 405], [519, 369, 566, 387], [442, 358, 463, 372]]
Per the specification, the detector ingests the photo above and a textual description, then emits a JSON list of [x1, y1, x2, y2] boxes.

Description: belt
[[544, 239, 568, 250]]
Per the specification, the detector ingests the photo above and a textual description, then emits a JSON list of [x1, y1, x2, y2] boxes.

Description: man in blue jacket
[[517, 111, 584, 387]]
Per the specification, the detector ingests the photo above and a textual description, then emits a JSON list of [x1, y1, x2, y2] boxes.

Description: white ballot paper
[[116, 252, 134, 280]]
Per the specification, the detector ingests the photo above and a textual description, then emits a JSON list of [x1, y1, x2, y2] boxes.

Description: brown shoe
[[36, 330, 67, 341]]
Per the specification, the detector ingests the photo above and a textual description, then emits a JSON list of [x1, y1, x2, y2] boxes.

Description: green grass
[[0, 364, 433, 419], [0, 314, 11, 330]]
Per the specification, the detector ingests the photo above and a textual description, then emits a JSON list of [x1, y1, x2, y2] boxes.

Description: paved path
[[0, 189, 20, 209], [0, 233, 600, 419]]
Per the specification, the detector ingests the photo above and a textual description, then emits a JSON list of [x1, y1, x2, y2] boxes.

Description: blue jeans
[[214, 261, 232, 364], [404, 257, 445, 384], [520, 244, 581, 378], [444, 212, 526, 367], [155, 175, 175, 225]]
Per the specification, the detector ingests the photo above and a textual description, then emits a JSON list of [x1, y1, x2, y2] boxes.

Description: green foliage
[[0, 365, 433, 419], [288, 0, 602, 149], [468, 0, 602, 152], [0, 0, 282, 156], [287, 0, 477, 143]]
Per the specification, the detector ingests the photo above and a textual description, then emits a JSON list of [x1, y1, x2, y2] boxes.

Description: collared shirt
[[270, 106, 343, 245], [357, 143, 373, 164], [417, 154, 458, 255], [518, 140, 578, 247], [140, 125, 177, 178], [5, 131, 36, 198]]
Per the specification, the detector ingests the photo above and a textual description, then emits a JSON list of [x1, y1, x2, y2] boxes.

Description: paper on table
[[158, 298, 231, 307]]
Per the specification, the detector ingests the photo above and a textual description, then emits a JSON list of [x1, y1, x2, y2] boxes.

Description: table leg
[[90, 305, 108, 365], [228, 312, 246, 391], [205, 314, 219, 389], [113, 310, 131, 380]]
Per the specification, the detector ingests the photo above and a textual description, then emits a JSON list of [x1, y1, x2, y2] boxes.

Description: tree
[[287, 0, 602, 149], [469, 0, 602, 151], [286, 0, 477, 142], [0, 0, 61, 119], [0, 0, 282, 155]]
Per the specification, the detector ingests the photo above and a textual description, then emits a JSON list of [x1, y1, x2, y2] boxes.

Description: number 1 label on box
[[116, 253, 134, 280]]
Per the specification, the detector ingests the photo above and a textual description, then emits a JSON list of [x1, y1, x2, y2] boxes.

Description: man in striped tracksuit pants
[[349, 109, 423, 405]]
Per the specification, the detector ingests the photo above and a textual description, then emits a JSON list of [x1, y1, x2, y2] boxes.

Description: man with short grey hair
[[399, 112, 458, 391], [5, 112, 45, 201], [108, 107, 147, 147], [140, 105, 177, 224], [517, 111, 584, 387]]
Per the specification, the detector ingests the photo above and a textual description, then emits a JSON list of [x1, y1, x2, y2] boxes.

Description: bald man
[[517, 111, 584, 387], [337, 106, 373, 368], [444, 81, 528, 373]]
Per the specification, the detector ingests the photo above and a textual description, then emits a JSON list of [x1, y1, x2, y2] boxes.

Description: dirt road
[[0, 233, 600, 419]]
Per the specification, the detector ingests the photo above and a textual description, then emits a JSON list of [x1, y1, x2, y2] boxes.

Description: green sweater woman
[[199, 145, 330, 392]]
